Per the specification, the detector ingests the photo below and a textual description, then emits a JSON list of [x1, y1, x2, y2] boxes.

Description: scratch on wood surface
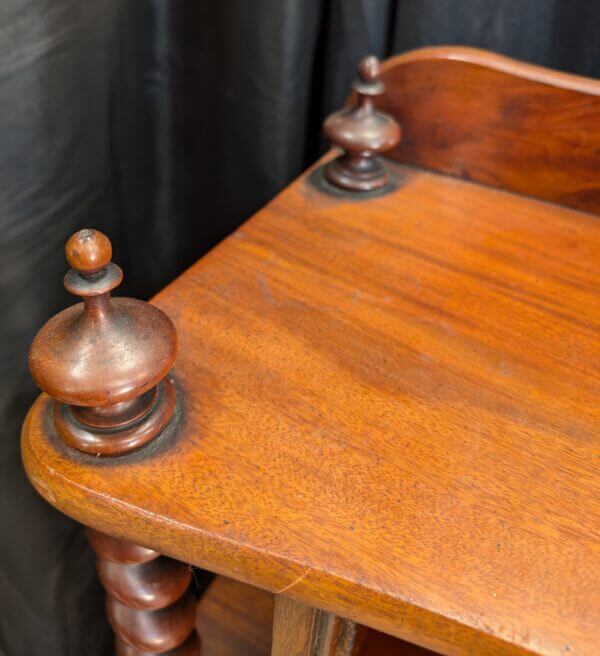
[[276, 567, 310, 594]]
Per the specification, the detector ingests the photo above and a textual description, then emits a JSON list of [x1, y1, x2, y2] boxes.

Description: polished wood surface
[[272, 596, 362, 656], [87, 529, 199, 655], [28, 229, 178, 455], [196, 576, 433, 656], [377, 46, 600, 214], [23, 160, 600, 655], [196, 576, 274, 656], [324, 56, 400, 192]]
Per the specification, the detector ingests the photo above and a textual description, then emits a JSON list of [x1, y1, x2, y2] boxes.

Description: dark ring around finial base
[[308, 161, 400, 199], [325, 155, 389, 192], [54, 377, 176, 456]]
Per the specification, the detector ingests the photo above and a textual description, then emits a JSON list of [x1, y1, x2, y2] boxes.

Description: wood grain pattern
[[23, 160, 600, 656], [196, 575, 435, 656], [272, 596, 328, 656], [195, 576, 275, 656], [377, 46, 600, 214], [272, 596, 362, 656]]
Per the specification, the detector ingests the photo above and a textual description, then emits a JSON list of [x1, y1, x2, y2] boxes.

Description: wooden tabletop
[[23, 160, 600, 656]]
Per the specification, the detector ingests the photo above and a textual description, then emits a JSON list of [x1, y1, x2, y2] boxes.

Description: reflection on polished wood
[[23, 157, 599, 655], [21, 48, 599, 656], [378, 46, 600, 213], [87, 529, 199, 655], [27, 228, 178, 455]]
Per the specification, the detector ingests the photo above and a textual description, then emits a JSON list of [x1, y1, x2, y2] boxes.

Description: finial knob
[[65, 229, 112, 274], [29, 229, 178, 455], [358, 55, 380, 83], [323, 55, 401, 192]]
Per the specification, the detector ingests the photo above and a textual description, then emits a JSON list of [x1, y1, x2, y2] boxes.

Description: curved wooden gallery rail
[[377, 46, 600, 214], [21, 48, 600, 656]]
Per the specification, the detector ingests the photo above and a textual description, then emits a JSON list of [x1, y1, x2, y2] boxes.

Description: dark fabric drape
[[1, 1, 597, 653]]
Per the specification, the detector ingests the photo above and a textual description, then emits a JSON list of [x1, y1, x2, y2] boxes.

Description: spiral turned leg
[[86, 528, 201, 655]]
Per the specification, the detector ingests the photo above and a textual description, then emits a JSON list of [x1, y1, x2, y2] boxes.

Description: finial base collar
[[54, 377, 176, 456], [325, 154, 388, 191]]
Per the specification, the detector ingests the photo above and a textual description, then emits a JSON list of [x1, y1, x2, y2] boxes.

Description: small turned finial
[[323, 55, 401, 192], [65, 228, 112, 274], [29, 229, 178, 456], [358, 54, 380, 83]]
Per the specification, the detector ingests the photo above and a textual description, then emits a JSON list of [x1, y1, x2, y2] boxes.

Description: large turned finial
[[29, 229, 178, 456], [323, 55, 401, 191]]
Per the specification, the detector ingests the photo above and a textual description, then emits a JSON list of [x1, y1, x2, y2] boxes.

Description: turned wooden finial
[[323, 55, 401, 191], [29, 229, 178, 455]]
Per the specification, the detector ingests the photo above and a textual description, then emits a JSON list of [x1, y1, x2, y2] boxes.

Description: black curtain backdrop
[[0, 1, 597, 654]]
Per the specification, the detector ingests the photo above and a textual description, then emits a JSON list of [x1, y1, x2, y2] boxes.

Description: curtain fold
[[1, 1, 597, 653]]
